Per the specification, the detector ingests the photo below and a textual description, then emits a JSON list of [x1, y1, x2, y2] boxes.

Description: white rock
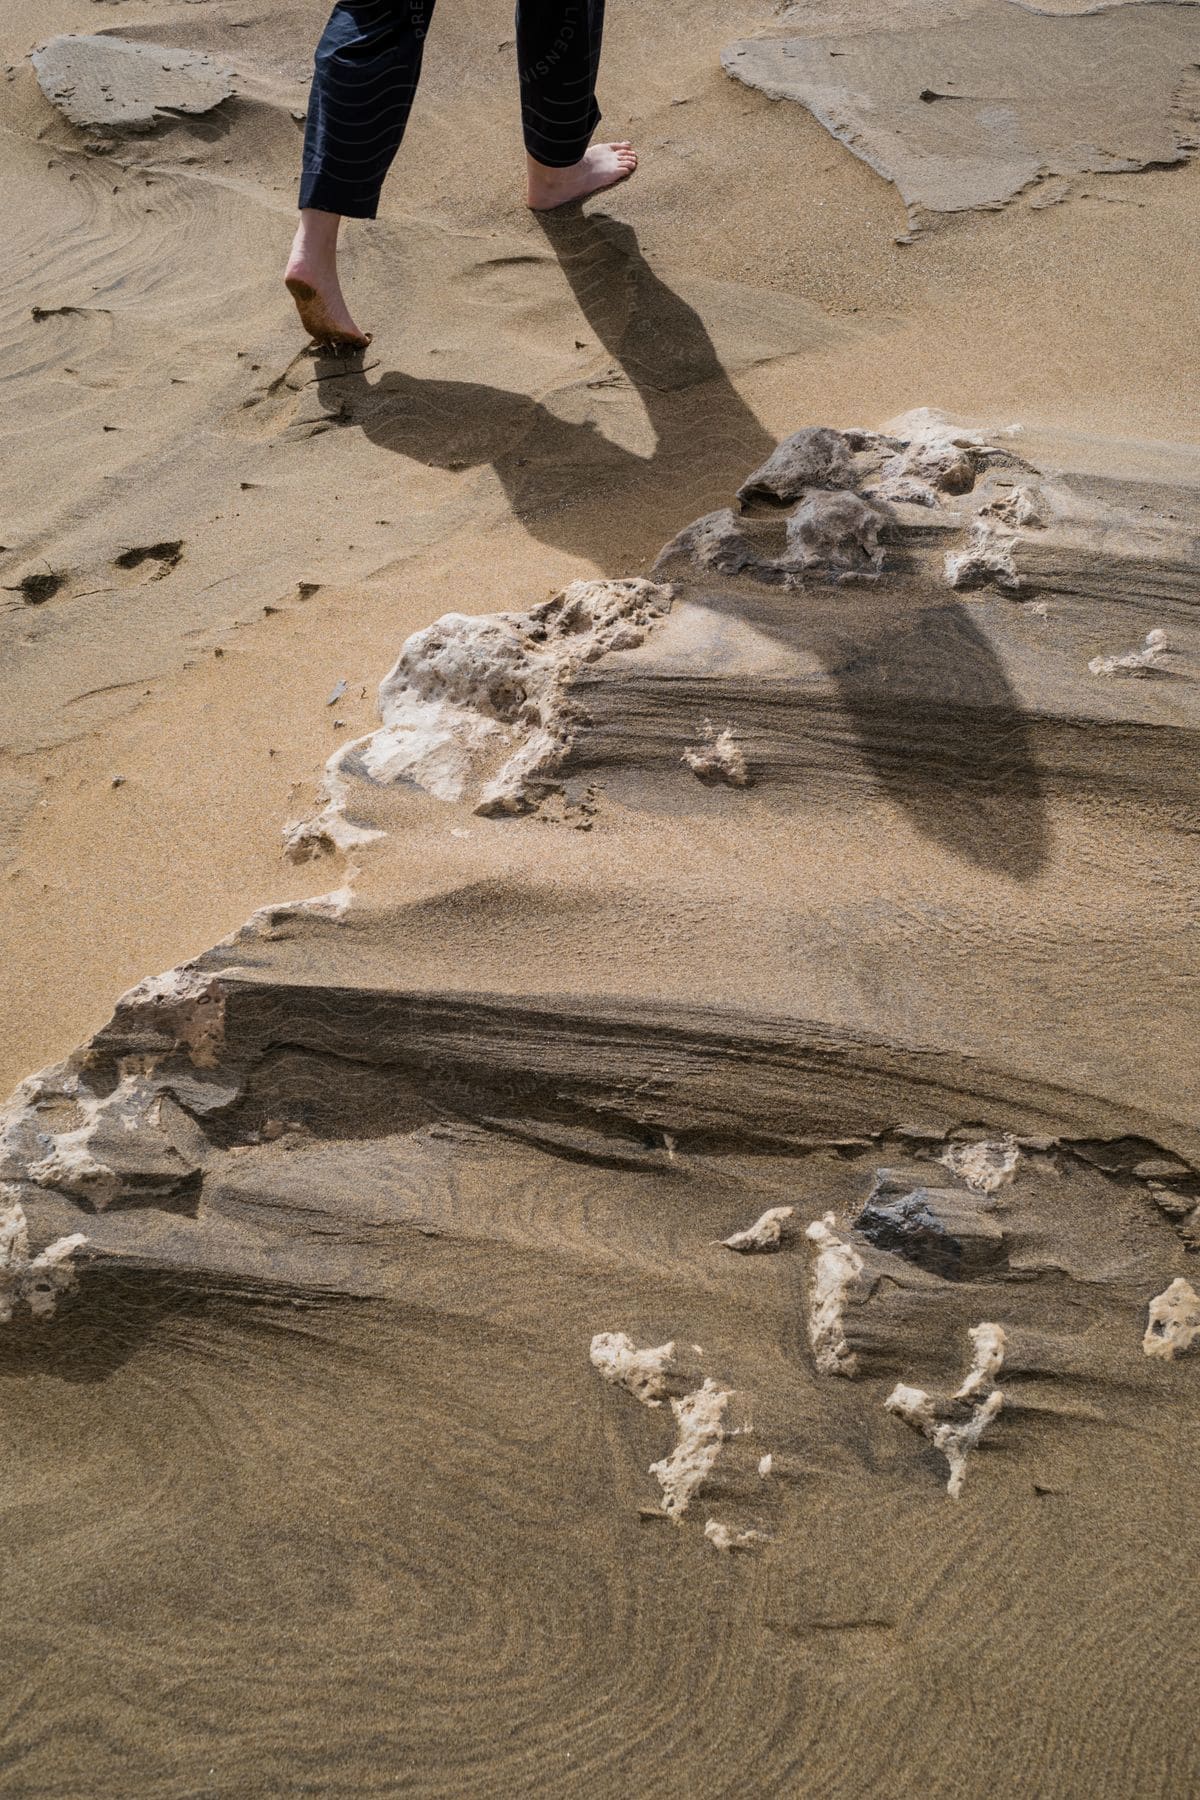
[[955, 1321, 1007, 1399], [720, 1205, 795, 1253], [650, 1378, 733, 1521], [1143, 1277, 1200, 1361], [704, 1519, 770, 1552], [944, 519, 1020, 591], [1088, 628, 1169, 678], [683, 723, 750, 788], [940, 1136, 1020, 1195], [0, 1190, 86, 1325], [757, 1453, 773, 1478], [589, 1331, 683, 1407], [286, 578, 671, 855], [805, 1212, 865, 1377], [885, 1321, 1006, 1497]]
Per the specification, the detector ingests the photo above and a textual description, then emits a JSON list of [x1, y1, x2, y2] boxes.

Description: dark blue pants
[[300, 0, 606, 218]]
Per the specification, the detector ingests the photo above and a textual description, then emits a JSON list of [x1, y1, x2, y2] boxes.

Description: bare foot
[[526, 143, 638, 211], [284, 209, 371, 349]]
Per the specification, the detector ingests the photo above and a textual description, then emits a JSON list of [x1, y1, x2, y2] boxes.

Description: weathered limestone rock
[[940, 1138, 1020, 1196], [31, 35, 235, 132], [683, 724, 750, 788], [0, 1191, 86, 1323], [785, 491, 892, 580], [1089, 630, 1169, 678], [704, 1519, 769, 1552], [806, 1213, 867, 1377], [722, 3, 1200, 234], [737, 426, 856, 505], [886, 1323, 1008, 1496], [720, 1204, 795, 1252], [286, 578, 672, 853], [1143, 1278, 1200, 1360], [589, 1332, 692, 1405], [649, 1379, 734, 1522]]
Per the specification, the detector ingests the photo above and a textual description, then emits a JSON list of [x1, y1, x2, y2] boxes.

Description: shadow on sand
[[315, 210, 1049, 879]]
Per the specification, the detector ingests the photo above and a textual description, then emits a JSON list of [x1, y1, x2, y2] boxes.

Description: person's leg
[[517, 1, 637, 209], [286, 0, 437, 345]]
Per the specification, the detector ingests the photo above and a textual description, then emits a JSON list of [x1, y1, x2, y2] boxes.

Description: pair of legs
[[286, 0, 637, 346]]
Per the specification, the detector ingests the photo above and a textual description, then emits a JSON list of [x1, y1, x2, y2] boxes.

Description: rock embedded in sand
[[650, 1378, 735, 1522], [856, 1175, 1007, 1280], [704, 1520, 769, 1552], [721, 2, 1200, 234], [885, 1323, 1008, 1497], [1142, 1278, 1200, 1361], [955, 1321, 1007, 1401], [8, 1067, 202, 1212], [940, 1137, 1020, 1196], [285, 577, 671, 855], [1088, 629, 1169, 678], [0, 1190, 85, 1324], [589, 1331, 689, 1406], [785, 490, 891, 581], [805, 1212, 867, 1377], [944, 520, 1020, 591], [683, 724, 750, 789], [31, 35, 235, 132], [737, 426, 855, 505], [720, 1204, 795, 1252]]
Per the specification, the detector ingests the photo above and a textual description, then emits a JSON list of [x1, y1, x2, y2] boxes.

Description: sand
[[2, 0, 1200, 1792]]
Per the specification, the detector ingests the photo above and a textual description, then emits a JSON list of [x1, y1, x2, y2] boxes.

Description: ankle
[[294, 208, 343, 258]]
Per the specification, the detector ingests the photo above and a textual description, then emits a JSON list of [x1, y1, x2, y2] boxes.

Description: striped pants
[[300, 0, 607, 218]]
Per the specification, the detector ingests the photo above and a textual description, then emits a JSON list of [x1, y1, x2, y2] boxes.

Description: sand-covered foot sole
[[285, 276, 372, 350]]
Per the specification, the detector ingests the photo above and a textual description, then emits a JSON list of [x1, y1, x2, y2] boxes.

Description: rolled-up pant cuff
[[298, 170, 382, 219], [523, 98, 601, 169]]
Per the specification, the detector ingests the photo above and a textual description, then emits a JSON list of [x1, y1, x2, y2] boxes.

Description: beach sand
[[2, 0, 1199, 1791]]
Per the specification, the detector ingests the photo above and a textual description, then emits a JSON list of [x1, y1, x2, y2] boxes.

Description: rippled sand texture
[[5, 413, 1200, 1794], [4, 0, 1200, 1792]]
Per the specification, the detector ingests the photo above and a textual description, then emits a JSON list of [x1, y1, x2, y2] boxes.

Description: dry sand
[[2, 0, 1200, 1792]]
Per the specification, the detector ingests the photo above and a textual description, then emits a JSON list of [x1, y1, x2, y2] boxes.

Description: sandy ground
[[3, 0, 1199, 1093], [3, 0, 1200, 1794]]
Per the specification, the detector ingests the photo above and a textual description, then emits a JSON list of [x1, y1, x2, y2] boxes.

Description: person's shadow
[[314, 211, 1048, 879]]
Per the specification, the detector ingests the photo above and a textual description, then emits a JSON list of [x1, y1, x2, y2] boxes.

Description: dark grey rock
[[737, 427, 855, 506], [856, 1172, 1006, 1280]]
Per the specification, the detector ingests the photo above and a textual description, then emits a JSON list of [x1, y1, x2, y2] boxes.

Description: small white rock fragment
[[589, 1331, 683, 1406], [955, 1321, 1007, 1399], [721, 1204, 795, 1253], [757, 1453, 773, 1478], [0, 1191, 86, 1324], [805, 1212, 866, 1377], [704, 1519, 770, 1552], [982, 485, 1043, 528], [682, 722, 750, 788], [1088, 628, 1168, 677], [944, 519, 1019, 591], [940, 1136, 1020, 1195], [885, 1322, 1007, 1498], [1143, 1277, 1200, 1361], [650, 1378, 734, 1521]]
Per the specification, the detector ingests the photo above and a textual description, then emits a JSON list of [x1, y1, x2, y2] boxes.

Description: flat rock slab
[[31, 34, 234, 132], [722, 0, 1200, 229]]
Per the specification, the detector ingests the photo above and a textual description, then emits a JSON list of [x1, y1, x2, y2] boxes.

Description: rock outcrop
[[32, 35, 235, 133], [722, 2, 1200, 236]]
